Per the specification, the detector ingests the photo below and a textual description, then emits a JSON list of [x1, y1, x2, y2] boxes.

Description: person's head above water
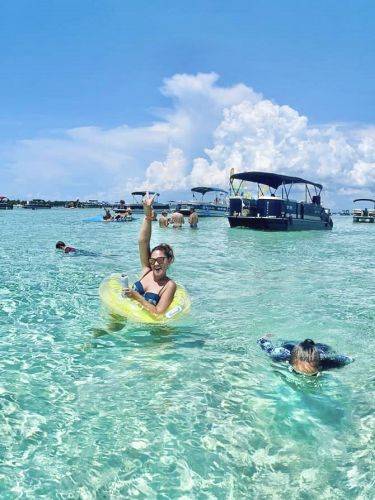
[[290, 339, 320, 375], [56, 241, 66, 249], [149, 243, 174, 281]]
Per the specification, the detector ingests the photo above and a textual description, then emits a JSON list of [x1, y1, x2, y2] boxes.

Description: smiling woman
[[99, 193, 191, 323], [122, 193, 177, 314], [99, 192, 190, 324]]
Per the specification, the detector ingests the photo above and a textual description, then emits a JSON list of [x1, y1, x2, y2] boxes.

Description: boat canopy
[[131, 191, 159, 196], [191, 187, 228, 195], [230, 171, 323, 190], [353, 198, 375, 204]]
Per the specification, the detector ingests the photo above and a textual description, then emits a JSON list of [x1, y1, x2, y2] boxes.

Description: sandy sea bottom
[[0, 209, 374, 498]]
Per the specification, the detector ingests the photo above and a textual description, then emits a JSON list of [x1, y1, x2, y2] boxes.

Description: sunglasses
[[149, 256, 168, 266]]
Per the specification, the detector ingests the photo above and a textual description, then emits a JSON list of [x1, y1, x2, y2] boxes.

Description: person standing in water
[[123, 194, 177, 313], [257, 337, 353, 375], [170, 209, 184, 228], [158, 211, 169, 228], [188, 208, 198, 228]]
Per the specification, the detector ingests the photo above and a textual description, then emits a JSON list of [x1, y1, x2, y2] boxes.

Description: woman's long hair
[[290, 339, 320, 373]]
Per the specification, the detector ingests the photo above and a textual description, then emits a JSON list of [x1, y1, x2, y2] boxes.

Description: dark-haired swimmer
[[123, 194, 177, 314], [55, 241, 76, 254], [103, 208, 113, 221], [257, 337, 354, 376]]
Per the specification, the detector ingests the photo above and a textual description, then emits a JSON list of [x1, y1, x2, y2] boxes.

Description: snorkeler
[[257, 337, 353, 375], [55, 241, 76, 254], [189, 208, 198, 228], [122, 193, 177, 314]]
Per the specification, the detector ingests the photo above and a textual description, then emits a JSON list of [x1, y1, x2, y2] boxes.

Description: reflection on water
[[0, 210, 373, 497]]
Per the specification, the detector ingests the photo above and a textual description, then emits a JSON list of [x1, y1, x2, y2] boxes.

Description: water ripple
[[0, 211, 373, 497]]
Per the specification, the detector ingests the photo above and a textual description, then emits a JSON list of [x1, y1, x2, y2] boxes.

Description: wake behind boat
[[176, 187, 228, 217], [228, 171, 333, 231]]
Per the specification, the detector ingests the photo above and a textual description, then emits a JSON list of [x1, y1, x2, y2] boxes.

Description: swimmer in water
[[170, 209, 184, 228], [122, 193, 177, 314], [55, 241, 76, 254], [103, 208, 113, 221], [257, 337, 353, 376], [158, 211, 169, 228], [189, 208, 198, 228]]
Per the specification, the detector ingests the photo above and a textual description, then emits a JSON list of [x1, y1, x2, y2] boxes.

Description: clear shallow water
[[0, 209, 374, 498]]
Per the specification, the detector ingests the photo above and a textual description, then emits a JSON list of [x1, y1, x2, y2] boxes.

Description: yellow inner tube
[[99, 273, 191, 324]]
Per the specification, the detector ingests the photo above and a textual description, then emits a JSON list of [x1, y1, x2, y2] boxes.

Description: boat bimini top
[[191, 187, 228, 199], [131, 191, 160, 197], [230, 171, 323, 202], [131, 191, 160, 201], [353, 198, 375, 206]]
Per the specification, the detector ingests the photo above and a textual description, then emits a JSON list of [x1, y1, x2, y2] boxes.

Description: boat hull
[[353, 216, 374, 223], [228, 216, 332, 231], [179, 208, 228, 217], [177, 202, 228, 217], [123, 203, 170, 214]]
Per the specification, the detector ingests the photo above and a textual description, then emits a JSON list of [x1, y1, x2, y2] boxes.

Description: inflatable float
[[99, 273, 191, 324], [83, 214, 133, 223]]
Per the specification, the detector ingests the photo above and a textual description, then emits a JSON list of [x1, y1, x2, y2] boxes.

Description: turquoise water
[[0, 210, 374, 498]]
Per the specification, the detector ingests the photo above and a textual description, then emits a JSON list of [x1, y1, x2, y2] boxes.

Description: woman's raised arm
[[138, 194, 154, 268]]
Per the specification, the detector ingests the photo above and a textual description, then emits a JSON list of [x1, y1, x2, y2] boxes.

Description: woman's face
[[149, 249, 171, 279]]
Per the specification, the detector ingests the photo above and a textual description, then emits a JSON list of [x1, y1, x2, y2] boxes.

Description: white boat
[[23, 199, 52, 209], [352, 199, 375, 223], [176, 187, 228, 217]]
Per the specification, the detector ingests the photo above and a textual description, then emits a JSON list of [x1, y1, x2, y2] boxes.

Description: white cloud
[[141, 147, 188, 191], [1, 72, 374, 203]]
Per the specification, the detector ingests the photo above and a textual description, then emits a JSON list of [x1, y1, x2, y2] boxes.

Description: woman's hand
[[143, 193, 156, 216], [122, 288, 140, 300]]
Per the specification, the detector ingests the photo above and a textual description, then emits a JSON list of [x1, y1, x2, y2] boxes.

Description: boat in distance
[[228, 171, 333, 231], [352, 199, 375, 223], [23, 199, 52, 209], [0, 196, 13, 210], [176, 187, 228, 217], [114, 192, 170, 214]]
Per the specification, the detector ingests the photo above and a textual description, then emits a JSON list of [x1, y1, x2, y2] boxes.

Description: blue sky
[[0, 1, 374, 204]]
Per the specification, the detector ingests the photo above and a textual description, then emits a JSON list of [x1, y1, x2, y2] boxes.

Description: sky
[[0, 0, 374, 207]]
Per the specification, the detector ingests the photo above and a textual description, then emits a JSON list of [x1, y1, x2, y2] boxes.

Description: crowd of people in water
[[56, 192, 354, 377], [158, 208, 198, 228], [100, 203, 199, 229]]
